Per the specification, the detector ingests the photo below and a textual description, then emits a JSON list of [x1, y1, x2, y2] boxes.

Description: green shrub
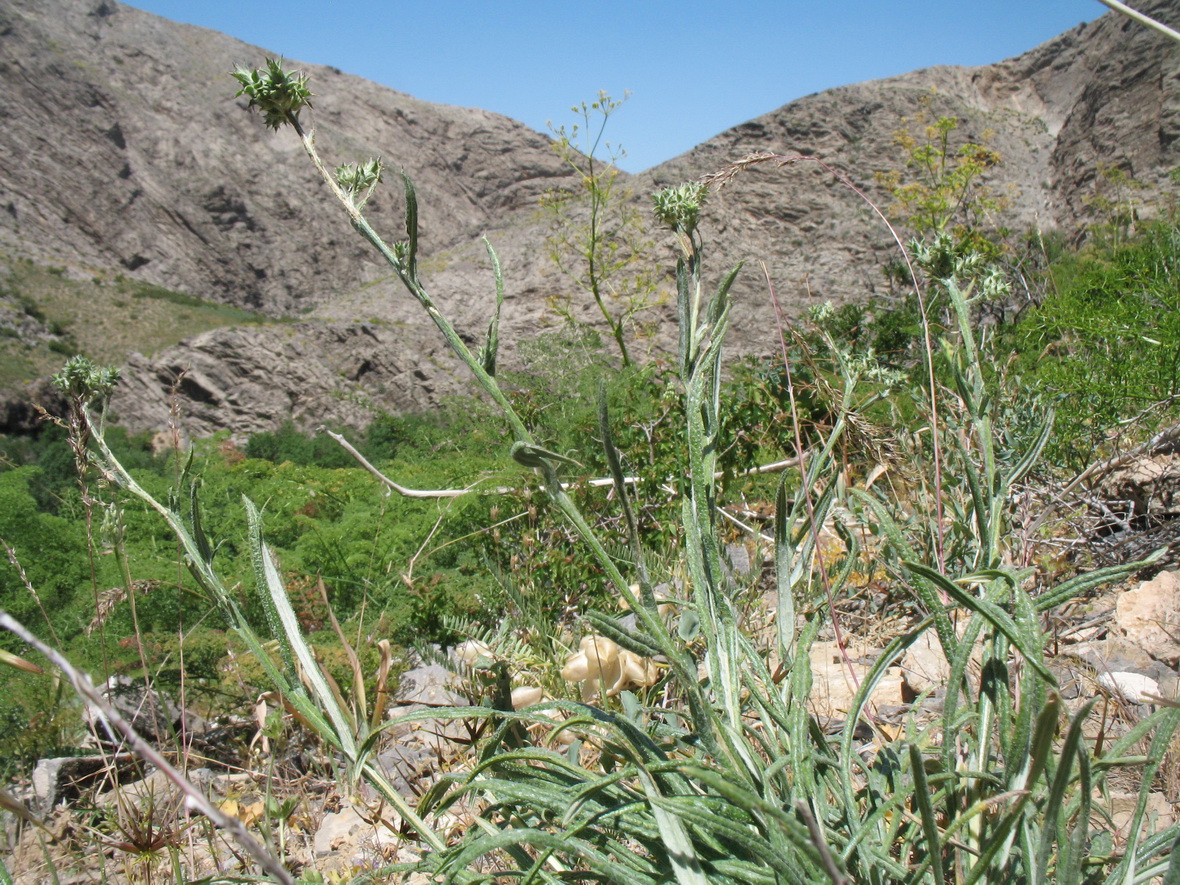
[[245, 421, 357, 468], [1006, 221, 1180, 469]]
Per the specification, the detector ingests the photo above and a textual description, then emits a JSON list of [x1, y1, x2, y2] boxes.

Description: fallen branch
[[1097, 0, 1180, 45], [323, 427, 806, 499], [1064, 419, 1180, 494]]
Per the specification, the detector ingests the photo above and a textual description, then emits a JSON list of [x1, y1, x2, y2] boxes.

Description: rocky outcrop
[[639, 0, 1180, 318], [0, 0, 580, 315], [2, 0, 1179, 437], [110, 320, 470, 440]]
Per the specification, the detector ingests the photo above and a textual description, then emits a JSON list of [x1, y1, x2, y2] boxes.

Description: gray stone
[[394, 664, 468, 708], [31, 754, 137, 814], [313, 806, 401, 861], [83, 675, 184, 747], [725, 543, 754, 577], [1116, 571, 1180, 666]]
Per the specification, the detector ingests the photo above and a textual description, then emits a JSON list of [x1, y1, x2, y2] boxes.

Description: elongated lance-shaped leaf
[[584, 610, 663, 658], [244, 499, 299, 688], [1059, 749, 1093, 885], [905, 561, 1055, 683], [401, 172, 419, 283], [785, 616, 827, 798], [479, 237, 505, 376], [939, 609, 985, 784], [441, 826, 662, 885], [188, 478, 214, 566], [1008, 409, 1054, 488], [656, 795, 799, 881], [1107, 705, 1180, 885], [676, 257, 692, 375], [1035, 550, 1163, 611], [709, 264, 741, 327], [636, 766, 710, 885], [774, 480, 798, 661], [1036, 697, 1095, 880], [1004, 580, 1047, 781], [839, 618, 935, 806], [1162, 829, 1180, 885], [678, 765, 841, 881], [945, 415, 994, 566], [909, 742, 948, 885], [245, 498, 358, 762]]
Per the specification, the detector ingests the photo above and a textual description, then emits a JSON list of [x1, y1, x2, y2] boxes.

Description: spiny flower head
[[232, 58, 313, 131]]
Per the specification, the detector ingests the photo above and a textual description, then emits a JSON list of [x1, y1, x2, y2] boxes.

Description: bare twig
[[323, 426, 805, 499], [1065, 419, 1180, 493], [796, 800, 850, 885]]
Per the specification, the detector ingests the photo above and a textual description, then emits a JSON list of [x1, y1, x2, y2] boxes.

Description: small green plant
[[869, 96, 1020, 362], [1085, 161, 1145, 248], [876, 95, 1008, 251], [541, 92, 660, 366]]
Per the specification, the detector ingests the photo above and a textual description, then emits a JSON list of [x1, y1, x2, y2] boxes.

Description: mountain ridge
[[1, 0, 1178, 438]]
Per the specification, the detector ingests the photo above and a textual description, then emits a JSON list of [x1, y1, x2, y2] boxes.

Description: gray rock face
[[2, 0, 1179, 437], [0, 0, 580, 316], [31, 753, 138, 814], [111, 321, 469, 441], [640, 0, 1180, 320]]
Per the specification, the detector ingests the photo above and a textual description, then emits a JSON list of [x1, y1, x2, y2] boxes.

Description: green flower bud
[[652, 182, 708, 234], [232, 58, 313, 131]]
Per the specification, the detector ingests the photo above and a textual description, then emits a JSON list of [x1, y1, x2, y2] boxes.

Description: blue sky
[[127, 1, 1107, 172]]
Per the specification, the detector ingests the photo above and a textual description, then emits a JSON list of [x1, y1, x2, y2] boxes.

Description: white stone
[[1097, 671, 1163, 705]]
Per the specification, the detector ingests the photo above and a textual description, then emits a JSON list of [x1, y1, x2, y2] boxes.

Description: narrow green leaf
[[401, 172, 419, 281], [1035, 551, 1164, 612], [1159, 829, 1180, 885], [638, 767, 710, 885], [904, 561, 1055, 683], [910, 743, 948, 885], [476, 240, 505, 376], [245, 498, 358, 760], [584, 610, 663, 658]]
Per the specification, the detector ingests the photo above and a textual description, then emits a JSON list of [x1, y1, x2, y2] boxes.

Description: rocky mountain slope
[[1, 0, 1178, 438]]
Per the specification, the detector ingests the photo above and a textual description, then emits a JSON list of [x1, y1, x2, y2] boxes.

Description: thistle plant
[[5, 53, 1178, 885], [223, 60, 1180, 883]]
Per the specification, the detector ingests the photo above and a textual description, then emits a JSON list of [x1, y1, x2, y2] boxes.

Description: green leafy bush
[[1007, 221, 1180, 469]]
